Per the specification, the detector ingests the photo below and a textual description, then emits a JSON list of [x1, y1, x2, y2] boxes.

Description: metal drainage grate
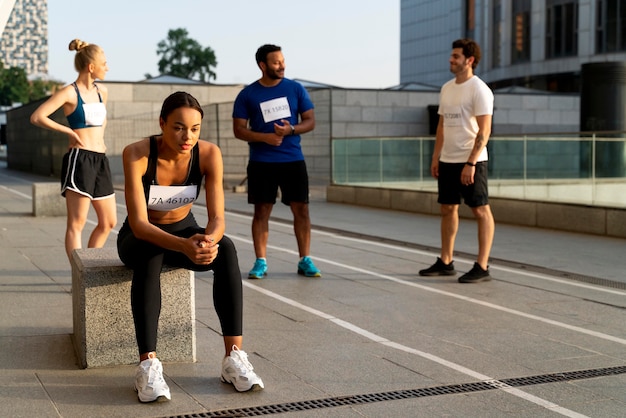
[[166, 365, 626, 417]]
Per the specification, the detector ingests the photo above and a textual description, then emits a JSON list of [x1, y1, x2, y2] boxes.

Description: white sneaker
[[220, 345, 264, 392], [134, 357, 171, 402]]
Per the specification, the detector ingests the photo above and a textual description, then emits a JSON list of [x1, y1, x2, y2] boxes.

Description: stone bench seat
[[32, 182, 66, 217], [70, 247, 196, 368]]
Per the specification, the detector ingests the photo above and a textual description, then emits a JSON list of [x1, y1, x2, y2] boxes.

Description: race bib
[[148, 185, 197, 211], [83, 102, 107, 126], [260, 97, 291, 123]]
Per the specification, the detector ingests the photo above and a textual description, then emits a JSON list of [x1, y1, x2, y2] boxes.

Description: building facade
[[400, 0, 626, 93], [0, 0, 48, 77]]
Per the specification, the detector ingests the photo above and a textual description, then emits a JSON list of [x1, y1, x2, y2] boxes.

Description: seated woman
[[117, 91, 263, 403]]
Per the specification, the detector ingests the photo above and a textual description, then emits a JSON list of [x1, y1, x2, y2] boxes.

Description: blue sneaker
[[297, 256, 321, 277], [248, 258, 267, 279]]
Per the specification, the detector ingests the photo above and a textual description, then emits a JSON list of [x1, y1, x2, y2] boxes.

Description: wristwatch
[[290, 125, 296, 135], [465, 161, 476, 167]]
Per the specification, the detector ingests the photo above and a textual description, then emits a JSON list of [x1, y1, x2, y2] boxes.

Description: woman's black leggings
[[117, 213, 243, 355]]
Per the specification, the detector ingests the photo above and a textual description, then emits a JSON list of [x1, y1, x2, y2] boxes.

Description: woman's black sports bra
[[142, 136, 202, 211]]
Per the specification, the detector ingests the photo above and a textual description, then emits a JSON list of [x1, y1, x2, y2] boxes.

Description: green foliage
[[0, 62, 29, 106], [28, 78, 57, 101], [156, 28, 217, 82], [0, 61, 63, 106]]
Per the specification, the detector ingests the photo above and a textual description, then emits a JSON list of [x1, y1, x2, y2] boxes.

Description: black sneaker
[[458, 263, 491, 283], [419, 257, 456, 276]]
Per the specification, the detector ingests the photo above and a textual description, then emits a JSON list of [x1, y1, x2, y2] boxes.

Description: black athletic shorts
[[247, 160, 309, 205], [437, 161, 489, 207], [61, 148, 115, 200]]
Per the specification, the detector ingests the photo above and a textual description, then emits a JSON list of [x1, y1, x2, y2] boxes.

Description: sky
[[47, 0, 400, 89]]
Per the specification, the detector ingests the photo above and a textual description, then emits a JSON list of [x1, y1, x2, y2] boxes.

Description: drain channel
[[166, 365, 626, 417]]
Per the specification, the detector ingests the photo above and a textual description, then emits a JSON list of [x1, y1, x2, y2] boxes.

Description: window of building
[[596, 0, 626, 53], [465, 0, 476, 39], [491, 0, 502, 68], [512, 0, 531, 63], [546, 0, 579, 58]]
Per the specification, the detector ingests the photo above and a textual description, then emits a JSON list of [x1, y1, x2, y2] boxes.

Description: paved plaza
[[0, 162, 625, 417]]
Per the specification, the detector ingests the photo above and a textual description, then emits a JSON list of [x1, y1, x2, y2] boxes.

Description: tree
[[28, 77, 62, 101], [0, 61, 62, 106], [0, 62, 29, 106], [155, 28, 217, 82]]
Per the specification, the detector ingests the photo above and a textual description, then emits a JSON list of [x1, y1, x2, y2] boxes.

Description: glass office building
[[400, 0, 626, 93]]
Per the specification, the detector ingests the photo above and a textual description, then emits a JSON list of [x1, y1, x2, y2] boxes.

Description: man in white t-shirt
[[419, 38, 495, 283]]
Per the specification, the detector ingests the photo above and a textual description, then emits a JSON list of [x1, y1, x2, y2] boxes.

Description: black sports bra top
[[142, 136, 202, 211]]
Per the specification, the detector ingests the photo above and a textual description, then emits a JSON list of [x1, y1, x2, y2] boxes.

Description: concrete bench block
[[70, 247, 196, 368], [32, 182, 66, 217]]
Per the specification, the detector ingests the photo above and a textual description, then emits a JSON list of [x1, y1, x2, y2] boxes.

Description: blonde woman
[[31, 39, 117, 260]]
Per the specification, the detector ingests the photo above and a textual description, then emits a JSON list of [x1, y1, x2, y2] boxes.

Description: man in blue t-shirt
[[232, 44, 321, 279]]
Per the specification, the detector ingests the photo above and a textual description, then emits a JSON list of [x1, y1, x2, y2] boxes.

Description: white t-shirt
[[438, 75, 494, 163]]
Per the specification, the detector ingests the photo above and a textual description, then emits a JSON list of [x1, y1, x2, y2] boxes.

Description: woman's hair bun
[[68, 39, 90, 51]]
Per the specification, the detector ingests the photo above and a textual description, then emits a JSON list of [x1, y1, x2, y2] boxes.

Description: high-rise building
[[0, 0, 48, 78], [400, 0, 626, 93]]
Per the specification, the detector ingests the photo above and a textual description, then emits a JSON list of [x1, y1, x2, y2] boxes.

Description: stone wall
[[7, 82, 243, 184], [327, 184, 626, 238], [6, 83, 581, 187], [493, 93, 580, 134]]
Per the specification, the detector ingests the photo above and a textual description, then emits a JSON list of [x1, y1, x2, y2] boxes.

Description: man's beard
[[268, 69, 284, 80]]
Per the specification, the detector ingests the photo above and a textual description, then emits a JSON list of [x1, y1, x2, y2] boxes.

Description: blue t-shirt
[[232, 78, 314, 162]]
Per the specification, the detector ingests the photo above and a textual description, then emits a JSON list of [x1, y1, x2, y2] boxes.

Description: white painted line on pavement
[[232, 233, 626, 346], [7, 182, 624, 297], [244, 278, 588, 418], [334, 233, 626, 296], [0, 184, 31, 199], [228, 211, 626, 297], [49, 197, 626, 348]]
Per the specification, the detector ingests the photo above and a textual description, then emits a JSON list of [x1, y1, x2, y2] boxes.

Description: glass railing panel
[[381, 139, 428, 182], [331, 134, 626, 208]]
